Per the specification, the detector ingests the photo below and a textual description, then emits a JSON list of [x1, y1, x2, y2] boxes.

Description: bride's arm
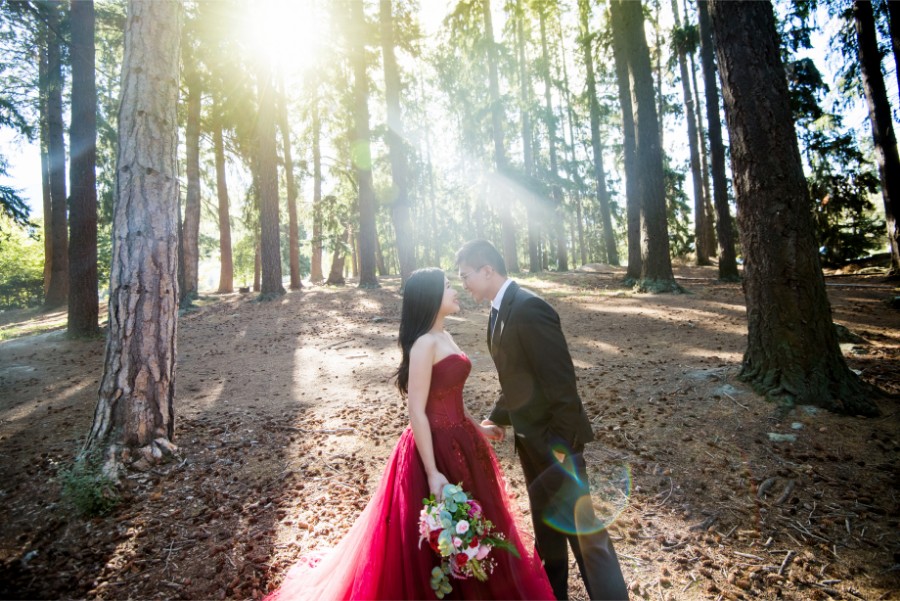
[[464, 409, 505, 441], [407, 337, 450, 500]]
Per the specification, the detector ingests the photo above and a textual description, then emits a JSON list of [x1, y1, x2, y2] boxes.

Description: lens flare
[[537, 450, 632, 536]]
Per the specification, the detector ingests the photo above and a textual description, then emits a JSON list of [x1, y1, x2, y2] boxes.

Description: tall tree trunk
[[310, 88, 324, 283], [673, 0, 709, 266], [277, 71, 302, 290], [85, 0, 183, 477], [380, 0, 415, 287], [483, 0, 519, 271], [708, 0, 879, 416], [684, 1, 717, 259], [327, 224, 349, 285], [609, 0, 642, 280], [256, 64, 285, 299], [854, 0, 900, 277], [538, 5, 567, 271], [349, 0, 379, 288], [697, 0, 739, 280], [213, 108, 233, 293], [579, 0, 618, 266], [39, 37, 51, 295], [68, 0, 99, 336], [612, 0, 678, 290], [515, 0, 541, 273], [557, 17, 585, 267], [45, 3, 68, 308], [253, 237, 261, 292], [653, 0, 665, 150], [181, 62, 201, 303]]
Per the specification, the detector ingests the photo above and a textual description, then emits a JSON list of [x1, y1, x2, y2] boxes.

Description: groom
[[456, 239, 628, 601]]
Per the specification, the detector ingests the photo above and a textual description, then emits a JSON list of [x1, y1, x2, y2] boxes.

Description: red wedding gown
[[264, 353, 554, 600]]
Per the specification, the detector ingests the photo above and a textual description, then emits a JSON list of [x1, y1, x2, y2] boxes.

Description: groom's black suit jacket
[[487, 281, 594, 457]]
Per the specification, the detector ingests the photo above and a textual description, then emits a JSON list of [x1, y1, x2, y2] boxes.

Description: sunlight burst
[[242, 0, 324, 72]]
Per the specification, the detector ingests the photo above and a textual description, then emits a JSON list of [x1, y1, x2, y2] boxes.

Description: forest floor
[[0, 264, 898, 601]]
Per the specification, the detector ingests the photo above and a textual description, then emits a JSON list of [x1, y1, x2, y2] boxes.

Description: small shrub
[[58, 454, 120, 517]]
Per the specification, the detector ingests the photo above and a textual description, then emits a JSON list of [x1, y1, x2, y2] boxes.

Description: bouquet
[[418, 483, 519, 599]]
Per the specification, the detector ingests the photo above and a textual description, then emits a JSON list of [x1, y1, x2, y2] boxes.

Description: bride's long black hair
[[394, 268, 446, 396]]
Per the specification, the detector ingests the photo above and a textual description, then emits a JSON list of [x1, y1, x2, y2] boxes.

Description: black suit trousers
[[517, 444, 629, 600]]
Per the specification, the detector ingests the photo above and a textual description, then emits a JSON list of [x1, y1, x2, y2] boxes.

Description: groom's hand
[[480, 419, 505, 442]]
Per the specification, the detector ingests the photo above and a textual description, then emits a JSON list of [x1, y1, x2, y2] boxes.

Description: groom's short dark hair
[[455, 239, 508, 277]]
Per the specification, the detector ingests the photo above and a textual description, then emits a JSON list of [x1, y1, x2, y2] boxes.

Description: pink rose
[[476, 544, 491, 560], [453, 536, 463, 548], [455, 520, 470, 535]]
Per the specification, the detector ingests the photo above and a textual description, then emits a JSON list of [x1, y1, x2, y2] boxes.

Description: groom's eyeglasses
[[458, 266, 484, 282]]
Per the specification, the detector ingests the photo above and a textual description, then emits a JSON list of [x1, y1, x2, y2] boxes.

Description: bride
[[264, 268, 553, 600]]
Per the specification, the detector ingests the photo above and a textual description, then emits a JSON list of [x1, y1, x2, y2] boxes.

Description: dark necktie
[[489, 306, 499, 340]]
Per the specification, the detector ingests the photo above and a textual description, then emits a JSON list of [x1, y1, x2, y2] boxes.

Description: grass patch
[[58, 452, 121, 517]]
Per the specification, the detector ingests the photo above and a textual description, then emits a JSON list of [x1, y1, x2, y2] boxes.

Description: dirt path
[[0, 266, 898, 600]]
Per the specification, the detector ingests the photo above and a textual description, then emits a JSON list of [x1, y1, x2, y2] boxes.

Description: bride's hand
[[480, 419, 505, 442], [428, 471, 451, 501]]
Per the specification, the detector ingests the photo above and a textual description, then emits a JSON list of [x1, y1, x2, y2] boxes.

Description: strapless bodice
[[425, 353, 471, 428]]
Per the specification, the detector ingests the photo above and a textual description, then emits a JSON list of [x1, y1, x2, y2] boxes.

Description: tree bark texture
[[327, 224, 349, 285], [380, 0, 415, 287], [482, 0, 519, 272], [68, 0, 99, 336], [213, 111, 233, 293], [708, 0, 879, 416], [579, 0, 618, 266], [609, 0, 642, 280], [256, 65, 285, 298], [613, 0, 676, 289], [697, 0, 739, 280], [85, 0, 184, 475], [853, 0, 900, 277], [277, 72, 302, 290], [349, 0, 379, 288], [181, 63, 202, 302], [673, 0, 709, 266], [45, 3, 68, 308]]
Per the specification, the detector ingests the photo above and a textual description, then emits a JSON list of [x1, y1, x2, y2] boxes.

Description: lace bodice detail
[[425, 353, 471, 428]]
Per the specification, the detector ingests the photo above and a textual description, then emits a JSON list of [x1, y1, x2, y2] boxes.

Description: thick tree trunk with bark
[[45, 3, 68, 308], [327, 225, 349, 285], [697, 0, 739, 281], [349, 0, 379, 288], [85, 0, 184, 477], [213, 111, 233, 294], [673, 0, 708, 266], [181, 64, 201, 303], [256, 65, 285, 299], [483, 0, 519, 272], [68, 0, 99, 336], [853, 0, 900, 277], [708, 0, 879, 417], [609, 1, 642, 280], [277, 72, 302, 290], [579, 0, 618, 266], [310, 95, 324, 283], [613, 0, 678, 291], [380, 0, 415, 287]]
